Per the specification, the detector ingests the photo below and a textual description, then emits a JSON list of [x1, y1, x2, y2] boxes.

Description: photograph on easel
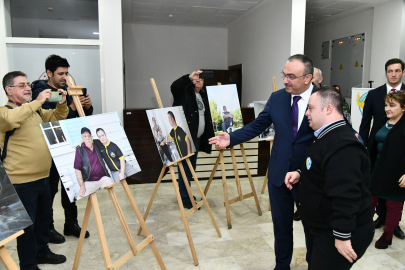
[[40, 112, 141, 202], [206, 84, 244, 136], [253, 100, 275, 141], [146, 106, 196, 166], [0, 162, 32, 242]]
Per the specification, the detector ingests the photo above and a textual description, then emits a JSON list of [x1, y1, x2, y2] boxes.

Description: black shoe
[[182, 196, 201, 210], [49, 228, 65, 244], [34, 267, 41, 270], [394, 226, 405, 239], [64, 223, 90, 238], [374, 217, 385, 229], [37, 252, 66, 265], [293, 211, 301, 221]]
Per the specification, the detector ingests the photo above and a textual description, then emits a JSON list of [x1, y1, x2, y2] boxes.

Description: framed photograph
[[0, 162, 32, 242], [253, 100, 275, 141], [41, 112, 141, 202], [146, 106, 196, 166], [206, 84, 244, 136]]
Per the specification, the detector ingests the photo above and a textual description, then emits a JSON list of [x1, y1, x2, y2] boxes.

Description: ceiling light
[[169, 14, 173, 18], [48, 7, 53, 12], [93, 32, 99, 35]]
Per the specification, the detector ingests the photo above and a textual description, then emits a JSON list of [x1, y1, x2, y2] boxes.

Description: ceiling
[[121, 0, 264, 27]]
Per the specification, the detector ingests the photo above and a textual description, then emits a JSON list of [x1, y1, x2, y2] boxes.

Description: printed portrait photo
[[206, 84, 244, 136], [146, 106, 196, 166], [40, 112, 141, 202], [254, 100, 275, 141]]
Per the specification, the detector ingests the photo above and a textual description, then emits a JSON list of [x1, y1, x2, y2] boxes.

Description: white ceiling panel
[[328, 1, 365, 9], [199, 0, 230, 8], [223, 1, 258, 10], [132, 3, 162, 11], [188, 6, 218, 14], [215, 9, 246, 16], [160, 5, 191, 13]]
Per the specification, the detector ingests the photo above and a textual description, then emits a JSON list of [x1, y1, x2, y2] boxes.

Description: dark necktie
[[391, 88, 396, 92], [292, 96, 302, 137]]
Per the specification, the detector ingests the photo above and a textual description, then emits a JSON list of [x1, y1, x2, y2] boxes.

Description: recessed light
[[169, 14, 173, 18], [93, 32, 99, 35], [48, 7, 53, 12]]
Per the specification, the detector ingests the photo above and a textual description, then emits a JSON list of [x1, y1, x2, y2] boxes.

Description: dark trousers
[[49, 162, 78, 227], [161, 143, 173, 162], [310, 220, 374, 270], [14, 177, 52, 270], [268, 180, 313, 270], [178, 138, 200, 203]]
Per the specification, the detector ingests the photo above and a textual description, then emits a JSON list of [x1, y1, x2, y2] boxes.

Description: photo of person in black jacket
[[170, 70, 214, 209], [285, 86, 374, 270]]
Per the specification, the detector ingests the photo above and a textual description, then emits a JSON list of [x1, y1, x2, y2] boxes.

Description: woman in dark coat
[[368, 90, 405, 249]]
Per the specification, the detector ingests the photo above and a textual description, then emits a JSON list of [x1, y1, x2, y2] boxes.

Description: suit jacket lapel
[[294, 114, 309, 141]]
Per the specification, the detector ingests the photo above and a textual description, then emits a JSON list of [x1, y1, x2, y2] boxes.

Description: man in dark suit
[[359, 58, 405, 240], [209, 54, 315, 270]]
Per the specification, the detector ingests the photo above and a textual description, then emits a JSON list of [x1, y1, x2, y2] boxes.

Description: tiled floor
[[2, 177, 405, 270]]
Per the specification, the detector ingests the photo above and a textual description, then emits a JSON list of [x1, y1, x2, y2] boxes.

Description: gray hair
[[288, 54, 314, 76], [315, 67, 322, 78]]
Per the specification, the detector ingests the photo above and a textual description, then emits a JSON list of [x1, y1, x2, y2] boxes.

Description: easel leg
[[169, 166, 199, 266], [107, 188, 137, 255], [0, 246, 18, 270], [177, 162, 197, 210], [240, 144, 262, 216], [219, 150, 232, 229], [121, 180, 166, 270], [137, 166, 166, 236], [203, 154, 220, 196], [261, 169, 268, 194], [90, 193, 112, 270], [73, 196, 92, 270], [230, 147, 243, 201], [186, 159, 222, 238]]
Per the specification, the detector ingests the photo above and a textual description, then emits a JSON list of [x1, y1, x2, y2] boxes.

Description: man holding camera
[[32, 54, 93, 243]]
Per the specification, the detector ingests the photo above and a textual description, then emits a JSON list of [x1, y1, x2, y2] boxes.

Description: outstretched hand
[[208, 132, 230, 148]]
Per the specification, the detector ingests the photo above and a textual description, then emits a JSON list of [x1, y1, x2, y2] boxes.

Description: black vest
[[78, 143, 110, 182]]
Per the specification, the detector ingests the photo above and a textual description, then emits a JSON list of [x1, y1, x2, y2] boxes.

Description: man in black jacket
[[359, 58, 405, 239], [285, 86, 374, 270], [32, 54, 93, 243], [170, 70, 213, 209]]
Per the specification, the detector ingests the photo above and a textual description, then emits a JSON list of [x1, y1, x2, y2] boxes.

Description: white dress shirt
[[386, 83, 402, 94], [291, 84, 313, 130]]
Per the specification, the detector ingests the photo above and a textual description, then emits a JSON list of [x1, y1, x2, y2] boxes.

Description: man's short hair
[[223, 106, 226, 109], [81, 127, 91, 135], [45, 54, 70, 74], [167, 111, 176, 122], [385, 58, 405, 72], [2, 71, 27, 95], [288, 54, 314, 76], [312, 86, 343, 115], [96, 128, 105, 135]]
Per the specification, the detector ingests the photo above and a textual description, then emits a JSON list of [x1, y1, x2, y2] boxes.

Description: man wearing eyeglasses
[[0, 71, 69, 270], [359, 58, 405, 240], [209, 54, 315, 269], [31, 55, 93, 244]]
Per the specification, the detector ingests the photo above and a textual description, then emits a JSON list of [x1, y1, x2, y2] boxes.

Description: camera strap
[[0, 105, 16, 162]]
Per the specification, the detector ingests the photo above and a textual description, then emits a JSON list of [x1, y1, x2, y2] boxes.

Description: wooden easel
[[67, 77, 166, 270], [137, 78, 222, 266], [0, 230, 23, 269], [203, 82, 262, 229]]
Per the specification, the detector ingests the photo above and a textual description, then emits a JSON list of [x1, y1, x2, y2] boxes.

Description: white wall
[[123, 23, 228, 109], [370, 0, 404, 86], [227, 0, 293, 106], [305, 8, 374, 87]]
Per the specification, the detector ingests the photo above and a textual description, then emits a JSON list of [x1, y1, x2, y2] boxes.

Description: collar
[[174, 125, 178, 131], [386, 83, 402, 93], [291, 83, 313, 103], [83, 142, 94, 151], [8, 100, 23, 106], [103, 141, 111, 147], [314, 119, 346, 138]]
